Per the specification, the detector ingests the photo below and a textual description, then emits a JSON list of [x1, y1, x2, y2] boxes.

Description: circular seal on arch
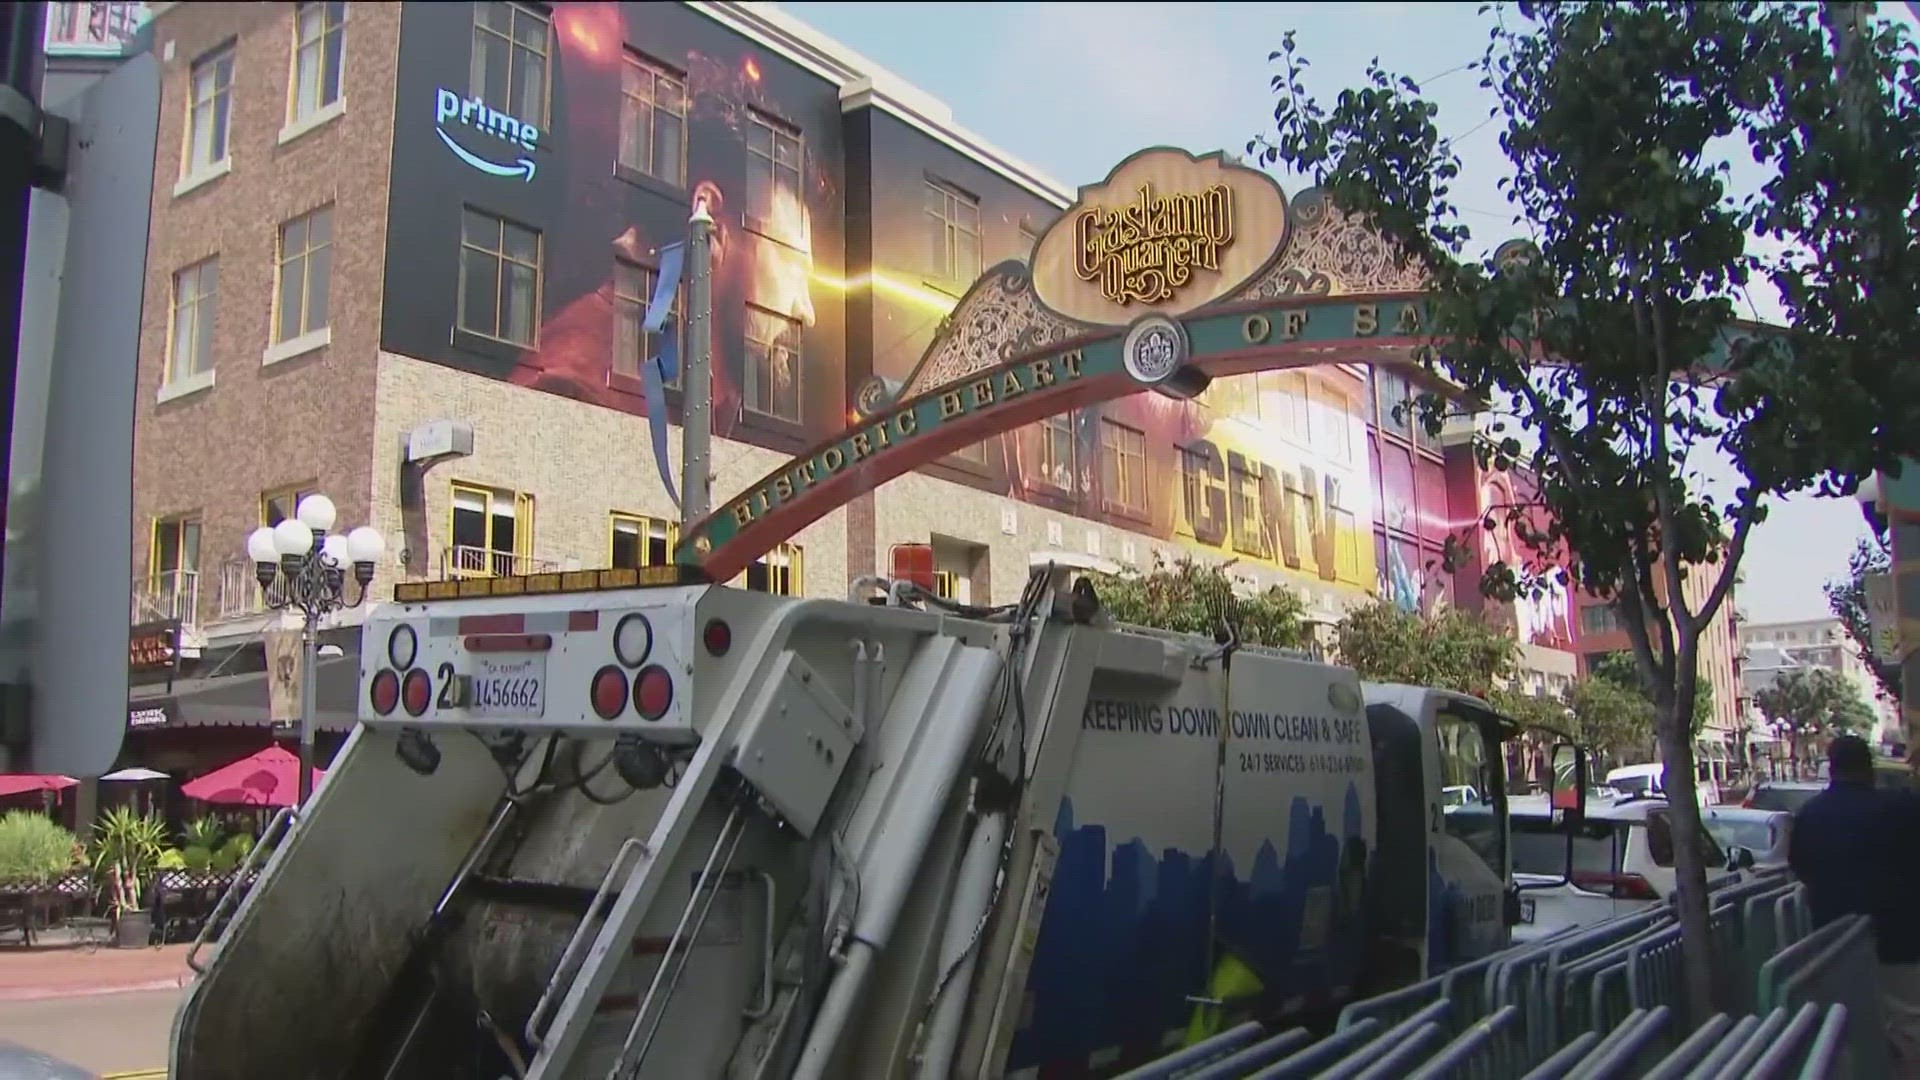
[[1121, 315, 1189, 387]]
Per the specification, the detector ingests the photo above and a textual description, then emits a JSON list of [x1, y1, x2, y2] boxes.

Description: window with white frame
[[459, 208, 542, 346], [744, 305, 802, 422], [275, 206, 333, 344], [150, 515, 202, 621], [619, 51, 686, 187], [926, 180, 981, 284], [745, 543, 803, 596], [184, 45, 234, 176], [168, 258, 219, 384], [613, 260, 680, 382], [290, 2, 346, 123], [471, 1, 551, 123], [745, 111, 802, 239]]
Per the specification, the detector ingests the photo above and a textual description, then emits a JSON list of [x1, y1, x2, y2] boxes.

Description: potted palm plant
[[92, 807, 167, 948]]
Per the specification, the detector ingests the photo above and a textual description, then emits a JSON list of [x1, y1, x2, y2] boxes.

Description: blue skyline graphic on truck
[[1010, 785, 1368, 1072]]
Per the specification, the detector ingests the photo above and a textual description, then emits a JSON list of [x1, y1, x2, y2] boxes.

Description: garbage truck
[[168, 563, 1527, 1079]]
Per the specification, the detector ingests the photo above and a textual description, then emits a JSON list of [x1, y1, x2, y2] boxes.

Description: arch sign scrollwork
[[675, 146, 1436, 582]]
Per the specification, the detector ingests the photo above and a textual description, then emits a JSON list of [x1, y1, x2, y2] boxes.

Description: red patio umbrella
[[0, 774, 78, 798], [180, 746, 323, 808]]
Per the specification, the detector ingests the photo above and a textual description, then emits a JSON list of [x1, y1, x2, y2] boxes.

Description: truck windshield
[[1437, 707, 1504, 879]]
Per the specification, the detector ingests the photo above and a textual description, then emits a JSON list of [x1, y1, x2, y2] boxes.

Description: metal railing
[[441, 545, 555, 579], [213, 556, 292, 620], [132, 569, 198, 627]]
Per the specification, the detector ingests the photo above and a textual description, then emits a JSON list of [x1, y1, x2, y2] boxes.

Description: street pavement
[[0, 987, 178, 1077]]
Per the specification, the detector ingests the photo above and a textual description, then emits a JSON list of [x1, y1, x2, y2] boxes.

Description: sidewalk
[[0, 937, 193, 1003]]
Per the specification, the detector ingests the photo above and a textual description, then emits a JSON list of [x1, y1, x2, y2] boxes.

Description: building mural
[[1441, 442, 1578, 650], [383, 2, 849, 447]]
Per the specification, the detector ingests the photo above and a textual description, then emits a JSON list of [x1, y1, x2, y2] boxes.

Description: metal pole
[[681, 200, 714, 529], [299, 610, 317, 806]]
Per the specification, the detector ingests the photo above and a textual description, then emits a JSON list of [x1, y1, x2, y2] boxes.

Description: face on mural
[[508, 3, 826, 437]]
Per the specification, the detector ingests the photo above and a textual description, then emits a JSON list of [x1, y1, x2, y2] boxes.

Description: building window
[[926, 180, 981, 284], [743, 305, 802, 422], [1178, 444, 1216, 535], [1374, 368, 1413, 441], [745, 111, 802, 240], [1036, 412, 1077, 490], [1101, 419, 1148, 516], [613, 260, 681, 383], [619, 52, 686, 187], [448, 484, 533, 578], [745, 543, 803, 596], [1580, 604, 1623, 636], [1018, 223, 1042, 261], [261, 485, 318, 527], [167, 258, 219, 385], [290, 2, 346, 122], [275, 206, 333, 343], [184, 45, 234, 176], [459, 208, 542, 346], [950, 439, 990, 467], [149, 515, 202, 621], [610, 513, 676, 570], [471, 1, 550, 123], [1232, 462, 1265, 556]]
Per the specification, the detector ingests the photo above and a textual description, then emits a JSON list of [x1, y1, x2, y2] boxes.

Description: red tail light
[[634, 665, 673, 720], [590, 665, 629, 720], [369, 669, 400, 716], [1743, 796, 1756, 808], [703, 618, 732, 657], [401, 668, 432, 717], [1571, 871, 1661, 901]]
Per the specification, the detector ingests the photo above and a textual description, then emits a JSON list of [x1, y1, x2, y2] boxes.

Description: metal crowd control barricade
[[1545, 920, 1682, 1055], [1562, 1004, 1672, 1079], [1244, 1018, 1384, 1079], [1740, 883, 1805, 1005], [1757, 914, 1886, 1077], [1312, 998, 1451, 1080], [1113, 1022, 1266, 1080], [1486, 908, 1673, 1063], [1401, 1004, 1521, 1080]]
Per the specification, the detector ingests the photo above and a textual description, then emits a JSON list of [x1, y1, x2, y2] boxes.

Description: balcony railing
[[133, 569, 199, 628], [214, 556, 293, 621], [443, 545, 555, 579]]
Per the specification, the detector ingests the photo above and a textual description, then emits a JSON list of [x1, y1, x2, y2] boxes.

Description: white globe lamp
[[296, 493, 337, 534]]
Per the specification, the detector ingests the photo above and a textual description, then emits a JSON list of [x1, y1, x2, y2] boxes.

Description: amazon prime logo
[[434, 88, 540, 182], [1122, 315, 1188, 387]]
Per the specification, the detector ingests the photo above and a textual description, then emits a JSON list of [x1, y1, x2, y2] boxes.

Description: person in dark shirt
[[1788, 735, 1920, 1074]]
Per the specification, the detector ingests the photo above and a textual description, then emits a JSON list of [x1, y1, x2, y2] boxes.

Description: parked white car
[[1606, 763, 1715, 807], [1510, 797, 1749, 943], [1702, 806, 1792, 869]]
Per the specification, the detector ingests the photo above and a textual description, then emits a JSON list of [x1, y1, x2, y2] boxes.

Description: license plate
[[467, 655, 546, 717], [1520, 898, 1537, 924]]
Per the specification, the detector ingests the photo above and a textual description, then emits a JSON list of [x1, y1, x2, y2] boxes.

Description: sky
[[779, 0, 1900, 626]]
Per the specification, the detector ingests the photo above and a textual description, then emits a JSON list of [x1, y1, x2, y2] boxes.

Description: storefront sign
[[433, 88, 539, 182], [128, 619, 179, 675], [266, 630, 302, 725], [1032, 149, 1289, 326], [128, 704, 172, 729]]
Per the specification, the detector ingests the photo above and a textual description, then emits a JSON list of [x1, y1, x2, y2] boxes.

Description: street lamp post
[[244, 495, 385, 806]]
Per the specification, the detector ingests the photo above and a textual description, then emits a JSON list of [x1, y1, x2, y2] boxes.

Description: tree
[[1565, 674, 1658, 769], [1254, 2, 1920, 1018], [1095, 555, 1311, 649], [1825, 536, 1902, 702], [1332, 600, 1518, 697], [1589, 652, 1714, 742], [1754, 666, 1880, 772]]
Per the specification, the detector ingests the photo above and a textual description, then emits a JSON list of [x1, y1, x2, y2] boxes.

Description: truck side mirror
[[1551, 742, 1588, 831]]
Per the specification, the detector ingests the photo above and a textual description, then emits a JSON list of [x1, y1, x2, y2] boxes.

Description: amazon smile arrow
[[436, 126, 537, 182]]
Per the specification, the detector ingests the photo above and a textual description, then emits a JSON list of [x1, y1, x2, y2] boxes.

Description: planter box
[[114, 909, 152, 949]]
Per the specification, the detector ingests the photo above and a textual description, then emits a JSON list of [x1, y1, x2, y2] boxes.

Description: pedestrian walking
[[1787, 735, 1920, 1075]]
